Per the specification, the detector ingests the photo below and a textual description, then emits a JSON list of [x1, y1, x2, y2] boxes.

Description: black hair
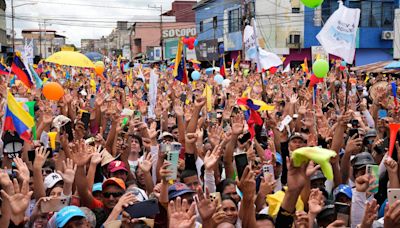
[[221, 194, 238, 208], [181, 169, 198, 181], [255, 214, 275, 225], [217, 179, 236, 193]]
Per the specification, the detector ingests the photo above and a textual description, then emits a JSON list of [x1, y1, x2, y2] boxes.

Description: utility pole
[[11, 0, 14, 53], [148, 4, 163, 61], [39, 22, 42, 58]]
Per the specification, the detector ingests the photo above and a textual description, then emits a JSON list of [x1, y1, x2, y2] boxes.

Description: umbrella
[[85, 52, 103, 62], [46, 51, 95, 68], [384, 61, 400, 69]]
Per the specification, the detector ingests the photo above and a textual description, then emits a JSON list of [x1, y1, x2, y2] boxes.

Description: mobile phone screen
[[81, 112, 91, 130], [234, 153, 248, 180]]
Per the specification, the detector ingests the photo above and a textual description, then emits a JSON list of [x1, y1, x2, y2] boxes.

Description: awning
[[351, 61, 393, 73], [384, 61, 400, 69]]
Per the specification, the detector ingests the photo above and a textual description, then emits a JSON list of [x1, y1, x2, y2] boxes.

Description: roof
[[22, 29, 57, 33], [351, 61, 396, 73], [192, 0, 215, 10]]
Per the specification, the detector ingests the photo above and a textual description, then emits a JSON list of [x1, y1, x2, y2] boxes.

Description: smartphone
[[262, 164, 274, 178], [40, 197, 69, 213], [378, 109, 388, 119], [134, 110, 142, 119], [89, 95, 95, 109], [210, 192, 221, 206], [209, 112, 217, 124], [238, 132, 251, 144], [46, 147, 54, 159], [234, 153, 248, 180], [63, 121, 74, 142], [348, 128, 359, 138], [226, 93, 230, 100], [124, 199, 160, 218], [81, 111, 91, 130], [278, 115, 293, 132], [180, 93, 187, 103], [351, 119, 359, 127], [388, 188, 400, 205], [28, 149, 36, 162], [335, 202, 350, 227], [166, 150, 179, 181], [366, 164, 379, 193]]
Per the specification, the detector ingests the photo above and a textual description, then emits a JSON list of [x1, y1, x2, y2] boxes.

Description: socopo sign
[[162, 28, 196, 39]]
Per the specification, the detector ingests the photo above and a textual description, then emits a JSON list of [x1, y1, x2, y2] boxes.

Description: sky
[[5, 0, 175, 47]]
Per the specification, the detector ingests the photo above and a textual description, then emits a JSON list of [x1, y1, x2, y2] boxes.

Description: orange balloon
[[95, 61, 105, 76], [43, 82, 64, 101]]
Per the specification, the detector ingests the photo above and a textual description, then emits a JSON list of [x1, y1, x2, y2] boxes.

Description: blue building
[[193, 0, 243, 62], [304, 0, 399, 66]]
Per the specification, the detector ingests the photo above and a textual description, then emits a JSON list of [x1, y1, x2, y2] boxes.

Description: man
[[288, 133, 307, 153], [351, 152, 376, 179], [333, 184, 352, 205], [55, 206, 90, 228], [108, 160, 129, 182], [168, 182, 196, 204], [181, 169, 200, 191]]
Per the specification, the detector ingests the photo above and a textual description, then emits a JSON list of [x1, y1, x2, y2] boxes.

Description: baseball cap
[[310, 170, 326, 181], [102, 177, 126, 191], [127, 186, 149, 202], [56, 206, 86, 228], [289, 132, 306, 142], [333, 184, 352, 200], [351, 152, 376, 168], [316, 202, 335, 221], [168, 182, 195, 200], [101, 149, 116, 167], [108, 160, 128, 173], [365, 129, 377, 138], [158, 131, 174, 140], [44, 172, 63, 190], [92, 183, 102, 193]]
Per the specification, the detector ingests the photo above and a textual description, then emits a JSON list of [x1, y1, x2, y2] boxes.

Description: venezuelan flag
[[4, 92, 35, 141], [0, 63, 9, 75], [11, 55, 33, 88], [173, 38, 188, 84], [219, 57, 226, 77]]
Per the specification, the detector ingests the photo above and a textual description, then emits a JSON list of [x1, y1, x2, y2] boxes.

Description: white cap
[[44, 172, 63, 190]]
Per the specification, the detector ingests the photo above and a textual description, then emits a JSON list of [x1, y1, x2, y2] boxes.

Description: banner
[[148, 69, 158, 119], [195, 39, 219, 61], [316, 2, 360, 64], [311, 46, 329, 63], [243, 25, 257, 61]]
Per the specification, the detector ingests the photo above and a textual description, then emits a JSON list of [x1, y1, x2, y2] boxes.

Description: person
[[55, 206, 90, 228]]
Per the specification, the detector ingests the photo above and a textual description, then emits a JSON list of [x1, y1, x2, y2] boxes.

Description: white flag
[[316, 2, 360, 64], [148, 69, 158, 119], [258, 48, 283, 70]]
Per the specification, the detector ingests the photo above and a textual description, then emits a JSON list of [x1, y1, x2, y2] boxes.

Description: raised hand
[[231, 114, 244, 135], [115, 192, 138, 212], [237, 166, 256, 198], [70, 140, 93, 167], [174, 104, 184, 117], [208, 125, 223, 148], [259, 173, 276, 196], [195, 187, 216, 222], [0, 168, 12, 189], [384, 200, 400, 228], [195, 96, 206, 108], [58, 158, 77, 185], [294, 211, 309, 228], [90, 146, 104, 165], [159, 161, 173, 183], [1, 179, 33, 224], [204, 145, 222, 172], [360, 199, 378, 228], [139, 153, 154, 173], [33, 146, 50, 170], [168, 197, 196, 228], [384, 157, 398, 175], [308, 188, 325, 215], [13, 157, 30, 183], [185, 133, 198, 144], [355, 173, 375, 193], [345, 135, 363, 155]]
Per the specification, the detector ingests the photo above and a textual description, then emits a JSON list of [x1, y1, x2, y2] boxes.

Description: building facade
[[0, 0, 6, 52], [21, 29, 66, 58], [304, 0, 399, 66]]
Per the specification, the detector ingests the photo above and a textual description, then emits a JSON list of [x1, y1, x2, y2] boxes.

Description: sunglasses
[[102, 192, 124, 198]]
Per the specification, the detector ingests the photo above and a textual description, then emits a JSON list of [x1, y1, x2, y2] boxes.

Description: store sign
[[195, 39, 219, 61], [162, 28, 196, 39]]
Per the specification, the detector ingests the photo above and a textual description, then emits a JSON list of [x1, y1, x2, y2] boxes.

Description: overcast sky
[[5, 0, 175, 47]]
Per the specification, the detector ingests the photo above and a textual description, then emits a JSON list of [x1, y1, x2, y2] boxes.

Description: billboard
[[195, 39, 219, 61]]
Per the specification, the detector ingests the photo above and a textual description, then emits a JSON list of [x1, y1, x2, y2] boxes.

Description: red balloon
[[309, 74, 323, 87], [188, 44, 194, 50], [182, 38, 189, 45]]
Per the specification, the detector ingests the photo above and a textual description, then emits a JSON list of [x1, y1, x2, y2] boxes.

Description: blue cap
[[333, 184, 352, 199], [92, 183, 102, 193], [168, 182, 195, 200], [56, 206, 86, 228], [276, 153, 283, 165]]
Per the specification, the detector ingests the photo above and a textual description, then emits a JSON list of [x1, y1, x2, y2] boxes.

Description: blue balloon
[[194, 39, 199, 46], [191, 71, 201, 81], [214, 74, 224, 84], [205, 68, 214, 75]]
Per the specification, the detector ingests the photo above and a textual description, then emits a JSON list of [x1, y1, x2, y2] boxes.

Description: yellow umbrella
[[45, 51, 95, 68]]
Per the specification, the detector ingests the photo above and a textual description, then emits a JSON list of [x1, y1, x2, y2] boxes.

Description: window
[[228, 9, 240, 33], [292, 8, 300, 13], [289, 34, 300, 43], [213, 16, 217, 29], [321, 0, 339, 23], [357, 0, 394, 27], [200, 21, 204, 33]]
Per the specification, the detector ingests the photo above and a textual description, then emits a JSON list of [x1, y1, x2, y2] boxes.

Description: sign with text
[[195, 39, 219, 61], [162, 28, 196, 39]]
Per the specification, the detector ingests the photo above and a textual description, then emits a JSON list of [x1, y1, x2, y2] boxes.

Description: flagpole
[[344, 68, 350, 112]]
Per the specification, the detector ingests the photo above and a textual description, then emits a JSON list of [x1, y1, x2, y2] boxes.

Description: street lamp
[[11, 1, 37, 52]]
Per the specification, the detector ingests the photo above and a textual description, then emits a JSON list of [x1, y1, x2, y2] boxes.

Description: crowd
[[0, 58, 399, 228]]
